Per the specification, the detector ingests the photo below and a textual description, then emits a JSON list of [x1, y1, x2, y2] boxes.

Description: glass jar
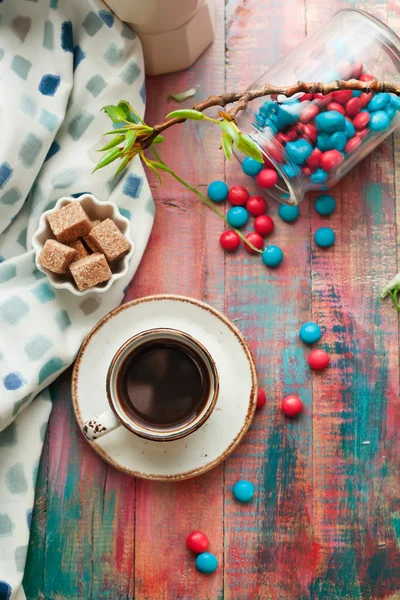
[[235, 9, 400, 205]]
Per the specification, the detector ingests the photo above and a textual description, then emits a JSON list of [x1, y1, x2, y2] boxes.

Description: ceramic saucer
[[72, 295, 257, 481]]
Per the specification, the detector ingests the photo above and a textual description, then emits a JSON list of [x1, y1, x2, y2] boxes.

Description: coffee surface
[[116, 339, 210, 430]]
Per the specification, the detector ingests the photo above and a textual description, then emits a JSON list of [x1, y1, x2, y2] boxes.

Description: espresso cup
[[82, 328, 219, 442]]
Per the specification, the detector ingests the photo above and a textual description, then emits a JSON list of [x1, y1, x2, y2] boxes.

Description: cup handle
[[82, 409, 120, 441]]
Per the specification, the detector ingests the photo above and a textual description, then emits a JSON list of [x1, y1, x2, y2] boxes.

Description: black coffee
[[116, 338, 210, 430]]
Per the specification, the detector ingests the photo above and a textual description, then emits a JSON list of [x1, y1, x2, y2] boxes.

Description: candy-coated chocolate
[[344, 119, 356, 138], [330, 131, 347, 152], [308, 349, 330, 370], [244, 232, 264, 254], [208, 180, 228, 203], [276, 133, 291, 145], [360, 73, 374, 81], [314, 93, 333, 103], [360, 91, 373, 108], [227, 206, 249, 228], [310, 169, 328, 183], [220, 230, 241, 251], [332, 90, 353, 104], [232, 480, 255, 502], [314, 193, 336, 216], [299, 321, 322, 344], [352, 61, 363, 78], [262, 245, 283, 267], [320, 149, 344, 172], [307, 148, 322, 169], [315, 110, 346, 133], [345, 136, 362, 153], [317, 132, 335, 152], [390, 94, 400, 109], [386, 104, 396, 121], [353, 111, 370, 130], [356, 128, 369, 140], [285, 139, 313, 165], [279, 204, 299, 222], [186, 531, 209, 554], [196, 553, 218, 574], [281, 164, 299, 179], [256, 168, 279, 189], [285, 128, 298, 142], [370, 110, 390, 131], [242, 156, 263, 177], [299, 103, 319, 124], [303, 123, 317, 144], [315, 226, 335, 247], [352, 90, 362, 97], [254, 215, 274, 236], [327, 102, 345, 115], [345, 97, 361, 118], [302, 166, 312, 176], [246, 195, 268, 217], [300, 93, 314, 102], [228, 185, 249, 206], [367, 92, 389, 112], [282, 395, 304, 418], [256, 389, 267, 409], [264, 143, 284, 164]]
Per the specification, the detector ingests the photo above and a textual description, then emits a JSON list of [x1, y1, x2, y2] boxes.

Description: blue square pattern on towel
[[123, 174, 143, 198]]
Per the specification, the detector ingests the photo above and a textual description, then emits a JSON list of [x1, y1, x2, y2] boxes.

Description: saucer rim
[[72, 294, 258, 481]]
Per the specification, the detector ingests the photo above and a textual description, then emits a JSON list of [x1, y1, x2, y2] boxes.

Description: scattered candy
[[220, 230, 240, 252], [195, 552, 218, 574], [208, 180, 228, 203], [256, 389, 266, 409], [308, 349, 330, 370], [227, 206, 249, 228], [228, 186, 249, 206], [242, 156, 263, 177], [244, 232, 264, 254], [232, 480, 255, 503], [186, 531, 209, 554], [282, 395, 304, 418], [254, 215, 274, 236], [246, 195, 268, 217], [256, 168, 279, 189], [299, 321, 322, 344], [314, 194, 336, 216], [279, 204, 299, 222], [262, 245, 283, 267], [315, 226, 335, 248]]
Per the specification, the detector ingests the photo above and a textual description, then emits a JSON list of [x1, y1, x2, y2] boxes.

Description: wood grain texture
[[24, 0, 400, 598]]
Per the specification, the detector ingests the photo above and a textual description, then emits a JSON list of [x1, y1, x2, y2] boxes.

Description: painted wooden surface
[[24, 0, 400, 598]]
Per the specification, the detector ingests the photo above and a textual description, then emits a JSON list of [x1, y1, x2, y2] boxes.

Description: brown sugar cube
[[39, 239, 77, 274], [69, 239, 89, 262], [88, 218, 130, 262], [47, 202, 92, 244], [69, 253, 112, 291], [83, 220, 101, 252]]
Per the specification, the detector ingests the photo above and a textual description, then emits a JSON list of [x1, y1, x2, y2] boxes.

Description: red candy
[[285, 128, 298, 141], [356, 128, 369, 140], [295, 122, 305, 134], [256, 389, 267, 409], [332, 90, 353, 104], [353, 111, 370, 130], [282, 395, 304, 418], [352, 62, 363, 79], [244, 232, 264, 254], [327, 102, 345, 115], [302, 166, 312, 176], [254, 215, 274, 236], [277, 133, 290, 145], [303, 124, 317, 144], [360, 73, 374, 82], [345, 136, 362, 153], [264, 144, 284, 164], [300, 104, 319, 124], [186, 531, 209, 554], [220, 230, 240, 251], [308, 349, 330, 370], [360, 92, 373, 108], [306, 148, 322, 169], [314, 92, 333, 104], [246, 195, 268, 217], [337, 61, 353, 80], [228, 186, 249, 206], [256, 168, 279, 189], [300, 93, 314, 102], [345, 97, 361, 118], [320, 149, 344, 172]]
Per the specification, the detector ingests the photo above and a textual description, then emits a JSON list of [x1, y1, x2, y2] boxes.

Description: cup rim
[[105, 327, 219, 441]]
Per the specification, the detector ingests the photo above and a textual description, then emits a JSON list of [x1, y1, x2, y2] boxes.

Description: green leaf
[[144, 160, 163, 186], [237, 133, 263, 162], [103, 128, 130, 135], [92, 148, 123, 173], [102, 105, 130, 123], [220, 120, 240, 145], [98, 135, 125, 152], [118, 100, 145, 125], [124, 130, 137, 151], [221, 132, 233, 160], [152, 134, 165, 144], [166, 109, 204, 120], [114, 155, 131, 177], [168, 86, 199, 102]]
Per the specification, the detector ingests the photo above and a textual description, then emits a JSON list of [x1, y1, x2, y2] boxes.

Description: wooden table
[[24, 0, 400, 598]]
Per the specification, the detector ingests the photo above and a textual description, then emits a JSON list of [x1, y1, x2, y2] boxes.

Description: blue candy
[[352, 90, 362, 98], [232, 480, 255, 503], [390, 94, 400, 110], [314, 194, 336, 216], [227, 206, 249, 228], [386, 104, 396, 121], [196, 553, 218, 574], [285, 139, 313, 165], [330, 131, 347, 152], [344, 119, 355, 139], [299, 321, 322, 344], [281, 164, 299, 179], [315, 110, 346, 133], [276, 105, 298, 129], [255, 113, 266, 127], [317, 133, 334, 152], [315, 226, 335, 248], [208, 180, 228, 203], [262, 245, 283, 267], [370, 110, 390, 132], [367, 92, 389, 112], [279, 204, 299, 222], [310, 169, 328, 183], [242, 156, 263, 177]]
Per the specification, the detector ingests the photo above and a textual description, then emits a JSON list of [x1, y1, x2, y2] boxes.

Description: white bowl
[[32, 194, 135, 296]]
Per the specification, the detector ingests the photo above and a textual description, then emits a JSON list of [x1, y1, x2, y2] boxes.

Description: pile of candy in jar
[[248, 61, 400, 188]]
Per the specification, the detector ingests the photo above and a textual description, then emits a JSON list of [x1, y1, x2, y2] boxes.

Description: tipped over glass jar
[[235, 9, 400, 205]]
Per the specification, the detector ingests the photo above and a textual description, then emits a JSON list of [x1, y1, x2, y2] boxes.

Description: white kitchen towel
[[0, 1, 154, 598]]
